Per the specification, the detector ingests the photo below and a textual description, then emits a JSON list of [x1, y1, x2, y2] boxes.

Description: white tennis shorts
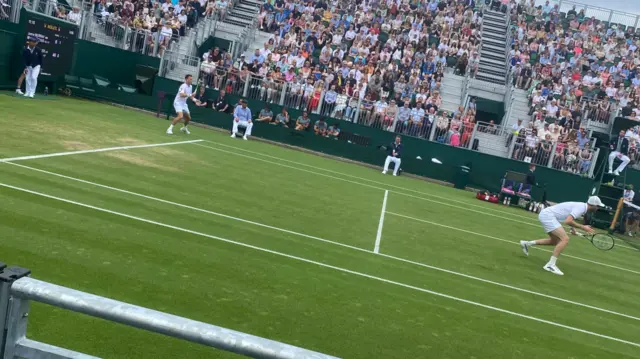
[[538, 208, 562, 233], [174, 102, 190, 114]]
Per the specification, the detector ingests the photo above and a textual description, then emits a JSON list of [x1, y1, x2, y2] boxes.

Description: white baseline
[[4, 162, 640, 323], [1, 182, 639, 349], [374, 190, 388, 254], [0, 140, 203, 163]]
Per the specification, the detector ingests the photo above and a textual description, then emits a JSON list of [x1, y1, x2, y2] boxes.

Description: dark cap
[[28, 36, 39, 42]]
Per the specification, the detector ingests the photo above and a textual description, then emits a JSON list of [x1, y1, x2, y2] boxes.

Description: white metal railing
[[541, 0, 640, 28], [0, 267, 339, 359], [160, 50, 201, 83]]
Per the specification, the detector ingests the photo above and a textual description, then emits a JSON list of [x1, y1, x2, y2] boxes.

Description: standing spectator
[[231, 99, 253, 140]]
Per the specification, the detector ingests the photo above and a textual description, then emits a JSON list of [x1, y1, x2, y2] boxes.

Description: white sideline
[[198, 140, 539, 222], [373, 190, 388, 254], [387, 211, 640, 275], [0, 140, 203, 163], [2, 182, 640, 350], [5, 162, 640, 323], [195, 143, 541, 229]]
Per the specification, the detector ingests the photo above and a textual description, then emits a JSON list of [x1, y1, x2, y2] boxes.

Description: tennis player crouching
[[520, 196, 604, 276]]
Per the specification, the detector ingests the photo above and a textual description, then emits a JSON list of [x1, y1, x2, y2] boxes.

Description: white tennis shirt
[[545, 202, 588, 222], [174, 83, 192, 105]]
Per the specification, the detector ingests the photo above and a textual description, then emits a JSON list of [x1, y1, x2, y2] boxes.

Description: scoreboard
[[25, 13, 77, 77]]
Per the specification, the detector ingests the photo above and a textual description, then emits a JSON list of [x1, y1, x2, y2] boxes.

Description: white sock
[[168, 124, 174, 130], [526, 241, 537, 246], [548, 256, 558, 266]]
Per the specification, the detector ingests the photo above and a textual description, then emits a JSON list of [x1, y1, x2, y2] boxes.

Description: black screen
[[25, 15, 77, 77]]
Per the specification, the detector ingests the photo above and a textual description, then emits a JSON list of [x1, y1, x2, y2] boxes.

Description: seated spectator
[[257, 105, 273, 122], [272, 107, 290, 127], [295, 111, 311, 131], [327, 122, 340, 138], [213, 90, 229, 112], [193, 86, 209, 107], [314, 117, 328, 136]]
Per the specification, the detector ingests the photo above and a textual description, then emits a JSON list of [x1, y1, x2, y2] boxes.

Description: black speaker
[[135, 65, 158, 95]]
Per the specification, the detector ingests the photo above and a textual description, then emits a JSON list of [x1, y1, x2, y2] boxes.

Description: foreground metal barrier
[[0, 265, 339, 359]]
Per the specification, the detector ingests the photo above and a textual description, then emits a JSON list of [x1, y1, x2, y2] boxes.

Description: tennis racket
[[576, 232, 615, 251]]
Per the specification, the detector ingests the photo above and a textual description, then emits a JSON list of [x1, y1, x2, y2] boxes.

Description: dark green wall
[[198, 36, 232, 58], [0, 21, 21, 88], [71, 40, 160, 86]]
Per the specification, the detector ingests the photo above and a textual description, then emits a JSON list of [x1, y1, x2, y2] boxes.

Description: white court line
[[374, 190, 388, 254], [2, 182, 640, 349], [195, 143, 540, 229], [5, 162, 640, 323], [0, 140, 203, 163], [387, 211, 640, 275], [197, 141, 538, 222]]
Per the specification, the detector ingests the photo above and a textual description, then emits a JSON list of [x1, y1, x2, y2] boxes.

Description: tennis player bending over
[[520, 196, 604, 276]]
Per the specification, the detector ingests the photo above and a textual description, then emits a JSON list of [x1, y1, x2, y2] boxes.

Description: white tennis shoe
[[543, 264, 564, 276], [181, 126, 190, 135], [519, 241, 529, 256]]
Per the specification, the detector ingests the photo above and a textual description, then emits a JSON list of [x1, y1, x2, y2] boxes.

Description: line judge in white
[[21, 36, 43, 98], [167, 74, 201, 135], [520, 196, 604, 276]]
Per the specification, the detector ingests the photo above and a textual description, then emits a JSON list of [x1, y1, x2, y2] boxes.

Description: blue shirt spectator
[[233, 103, 252, 122]]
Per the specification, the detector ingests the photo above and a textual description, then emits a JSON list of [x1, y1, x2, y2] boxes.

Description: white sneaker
[[382, 171, 387, 175], [520, 241, 529, 256], [166, 128, 173, 135], [608, 170, 613, 174], [628, 232, 633, 237], [614, 170, 620, 176], [181, 127, 190, 134], [23, 93, 30, 97], [543, 264, 564, 276], [392, 173, 397, 176], [230, 133, 236, 138], [242, 135, 248, 140], [15, 89, 23, 95]]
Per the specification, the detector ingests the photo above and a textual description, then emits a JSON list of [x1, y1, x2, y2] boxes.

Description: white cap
[[587, 196, 604, 207]]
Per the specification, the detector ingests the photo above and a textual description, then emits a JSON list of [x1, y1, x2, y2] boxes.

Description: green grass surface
[[1, 93, 640, 359]]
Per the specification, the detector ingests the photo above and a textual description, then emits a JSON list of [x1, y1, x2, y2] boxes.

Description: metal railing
[[1, 0, 20, 22], [507, 131, 598, 177], [542, 0, 640, 28], [579, 97, 617, 134], [160, 50, 201, 84], [0, 265, 339, 359]]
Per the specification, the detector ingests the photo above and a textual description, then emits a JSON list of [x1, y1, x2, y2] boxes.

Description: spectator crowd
[[194, 0, 640, 177], [200, 0, 485, 140], [499, 0, 640, 175]]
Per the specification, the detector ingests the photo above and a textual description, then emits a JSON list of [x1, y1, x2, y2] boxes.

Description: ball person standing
[[22, 36, 43, 98]]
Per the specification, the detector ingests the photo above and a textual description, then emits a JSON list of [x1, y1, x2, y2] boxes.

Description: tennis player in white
[[167, 74, 200, 135], [520, 196, 604, 276]]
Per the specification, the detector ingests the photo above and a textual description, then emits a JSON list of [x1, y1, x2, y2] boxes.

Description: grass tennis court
[[1, 93, 640, 359]]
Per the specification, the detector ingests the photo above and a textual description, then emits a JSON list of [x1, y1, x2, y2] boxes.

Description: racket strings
[[591, 234, 615, 250]]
